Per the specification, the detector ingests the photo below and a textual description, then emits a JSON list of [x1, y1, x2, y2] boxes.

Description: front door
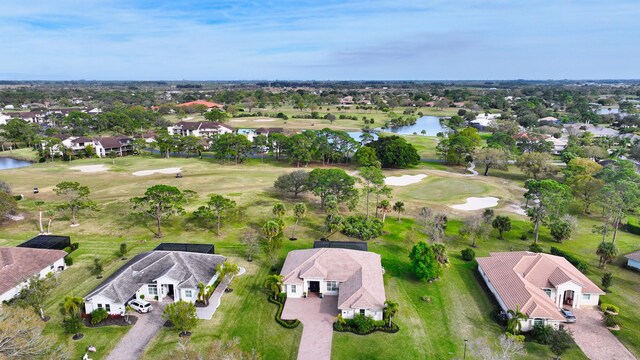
[[309, 281, 320, 293]]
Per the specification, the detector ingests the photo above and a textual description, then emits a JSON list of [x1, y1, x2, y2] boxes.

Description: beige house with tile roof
[[477, 252, 604, 331], [280, 248, 386, 320]]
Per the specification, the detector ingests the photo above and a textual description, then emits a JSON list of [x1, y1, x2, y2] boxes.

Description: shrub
[[64, 256, 74, 266], [267, 296, 300, 329], [348, 314, 375, 333], [63, 247, 72, 254], [531, 323, 554, 344], [70, 242, 80, 251], [529, 242, 543, 253], [340, 216, 383, 240], [626, 217, 640, 235], [601, 272, 613, 292], [520, 234, 528, 241], [460, 248, 476, 261], [600, 303, 619, 314], [603, 312, 619, 327], [90, 308, 109, 325], [550, 247, 588, 273]]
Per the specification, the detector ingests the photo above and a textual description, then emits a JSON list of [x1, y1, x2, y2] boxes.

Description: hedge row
[[333, 321, 399, 335], [550, 247, 588, 273], [267, 297, 300, 329], [626, 218, 640, 235]]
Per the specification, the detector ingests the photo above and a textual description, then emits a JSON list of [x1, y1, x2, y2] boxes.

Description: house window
[[185, 290, 193, 298], [360, 309, 366, 316], [534, 318, 544, 326], [105, 304, 111, 312], [148, 285, 158, 296], [326, 281, 338, 292], [582, 294, 591, 301], [543, 289, 552, 297], [50, 264, 55, 270], [291, 285, 297, 293], [97, 304, 103, 309]]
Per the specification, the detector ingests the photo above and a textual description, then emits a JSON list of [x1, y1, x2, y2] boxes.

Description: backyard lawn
[[0, 153, 638, 359]]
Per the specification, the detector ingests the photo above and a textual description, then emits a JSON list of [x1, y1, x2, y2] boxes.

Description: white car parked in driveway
[[128, 299, 153, 313]]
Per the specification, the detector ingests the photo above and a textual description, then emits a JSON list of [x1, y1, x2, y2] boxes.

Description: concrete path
[[281, 295, 338, 360], [196, 267, 246, 320], [104, 302, 166, 360], [566, 307, 636, 360]]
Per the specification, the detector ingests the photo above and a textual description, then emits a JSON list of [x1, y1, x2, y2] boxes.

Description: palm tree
[[272, 202, 286, 219], [291, 203, 307, 240], [384, 301, 398, 328], [506, 304, 528, 334], [377, 200, 392, 223], [263, 274, 284, 300], [124, 305, 133, 323], [62, 296, 84, 316], [197, 282, 207, 304], [393, 201, 405, 221], [596, 241, 618, 268]]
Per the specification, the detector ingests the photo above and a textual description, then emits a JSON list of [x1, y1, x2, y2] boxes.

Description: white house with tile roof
[[84, 251, 226, 315], [280, 248, 386, 320], [625, 251, 640, 271], [0, 247, 67, 302], [477, 252, 604, 331]]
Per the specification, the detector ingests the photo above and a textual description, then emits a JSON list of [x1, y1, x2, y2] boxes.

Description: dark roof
[[18, 235, 71, 250], [73, 136, 93, 144], [98, 136, 128, 149], [154, 243, 215, 254], [313, 241, 368, 252], [84, 251, 226, 304]]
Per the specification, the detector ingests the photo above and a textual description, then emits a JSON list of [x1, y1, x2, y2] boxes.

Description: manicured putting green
[[395, 177, 495, 203]]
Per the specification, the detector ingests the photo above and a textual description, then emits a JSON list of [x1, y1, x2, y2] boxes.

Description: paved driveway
[[281, 295, 338, 360], [104, 302, 166, 360], [566, 307, 636, 360]]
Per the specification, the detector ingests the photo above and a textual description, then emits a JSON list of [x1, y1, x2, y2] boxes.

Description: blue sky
[[0, 0, 638, 80]]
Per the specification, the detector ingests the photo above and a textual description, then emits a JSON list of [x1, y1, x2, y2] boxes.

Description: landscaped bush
[[267, 296, 300, 329], [600, 303, 619, 314], [333, 313, 399, 335], [64, 256, 73, 266], [531, 323, 554, 345], [460, 248, 476, 261], [529, 242, 543, 253], [90, 308, 109, 325], [603, 312, 620, 328], [626, 217, 640, 235], [63, 246, 72, 254], [550, 247, 588, 273], [70, 242, 80, 251], [340, 216, 383, 240]]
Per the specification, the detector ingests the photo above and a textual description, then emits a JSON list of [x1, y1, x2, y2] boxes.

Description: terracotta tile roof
[[0, 247, 67, 296], [281, 248, 386, 310], [176, 100, 224, 109], [477, 252, 604, 321], [625, 251, 640, 262]]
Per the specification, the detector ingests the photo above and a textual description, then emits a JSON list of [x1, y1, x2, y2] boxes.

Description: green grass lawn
[[0, 154, 638, 359], [0, 147, 39, 161]]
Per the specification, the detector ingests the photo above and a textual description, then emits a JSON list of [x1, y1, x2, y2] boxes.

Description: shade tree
[[274, 170, 309, 198], [53, 181, 96, 226], [131, 185, 189, 238], [192, 194, 236, 236]]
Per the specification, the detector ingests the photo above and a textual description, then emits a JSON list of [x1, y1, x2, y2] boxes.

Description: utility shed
[[17, 235, 71, 250], [313, 240, 368, 252], [154, 243, 215, 254]]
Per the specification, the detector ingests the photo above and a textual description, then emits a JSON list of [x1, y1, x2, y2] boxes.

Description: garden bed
[[333, 321, 399, 335], [267, 296, 300, 329], [83, 315, 138, 327]]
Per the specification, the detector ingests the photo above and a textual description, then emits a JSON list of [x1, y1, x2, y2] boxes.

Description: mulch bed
[[83, 315, 138, 328]]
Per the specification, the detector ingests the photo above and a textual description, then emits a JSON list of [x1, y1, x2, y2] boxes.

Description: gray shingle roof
[[84, 251, 226, 304]]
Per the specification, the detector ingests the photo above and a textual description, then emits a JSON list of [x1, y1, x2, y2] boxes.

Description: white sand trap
[[450, 197, 499, 211], [507, 203, 528, 216], [384, 174, 428, 186], [70, 164, 109, 173], [132, 167, 182, 176], [6, 213, 24, 221], [230, 119, 247, 122], [254, 119, 275, 122]]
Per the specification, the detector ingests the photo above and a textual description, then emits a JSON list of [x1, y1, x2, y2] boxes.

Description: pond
[[379, 115, 449, 136], [0, 157, 31, 170]]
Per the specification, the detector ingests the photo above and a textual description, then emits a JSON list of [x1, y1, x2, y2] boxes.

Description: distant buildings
[[176, 100, 224, 109], [167, 121, 234, 138], [46, 135, 134, 158]]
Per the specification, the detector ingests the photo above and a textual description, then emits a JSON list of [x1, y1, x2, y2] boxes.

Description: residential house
[[280, 248, 386, 320], [564, 123, 620, 138], [47, 135, 134, 158], [477, 252, 605, 331], [176, 100, 224, 109], [15, 111, 47, 124], [340, 96, 354, 105], [538, 116, 560, 125], [0, 113, 10, 125], [0, 247, 67, 302], [167, 121, 234, 138], [84, 250, 226, 315], [471, 113, 501, 131], [625, 251, 640, 271]]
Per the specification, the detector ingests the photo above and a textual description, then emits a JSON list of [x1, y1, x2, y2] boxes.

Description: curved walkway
[[567, 307, 636, 360], [196, 267, 246, 320], [281, 295, 338, 360]]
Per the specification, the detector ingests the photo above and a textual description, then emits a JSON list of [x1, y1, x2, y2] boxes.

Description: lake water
[[0, 157, 31, 170], [378, 116, 448, 136]]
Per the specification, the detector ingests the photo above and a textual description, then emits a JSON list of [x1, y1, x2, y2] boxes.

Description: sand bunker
[[230, 119, 247, 122], [384, 174, 428, 186], [132, 168, 182, 176], [254, 119, 275, 122], [450, 197, 499, 211], [70, 164, 109, 173], [507, 203, 527, 216]]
